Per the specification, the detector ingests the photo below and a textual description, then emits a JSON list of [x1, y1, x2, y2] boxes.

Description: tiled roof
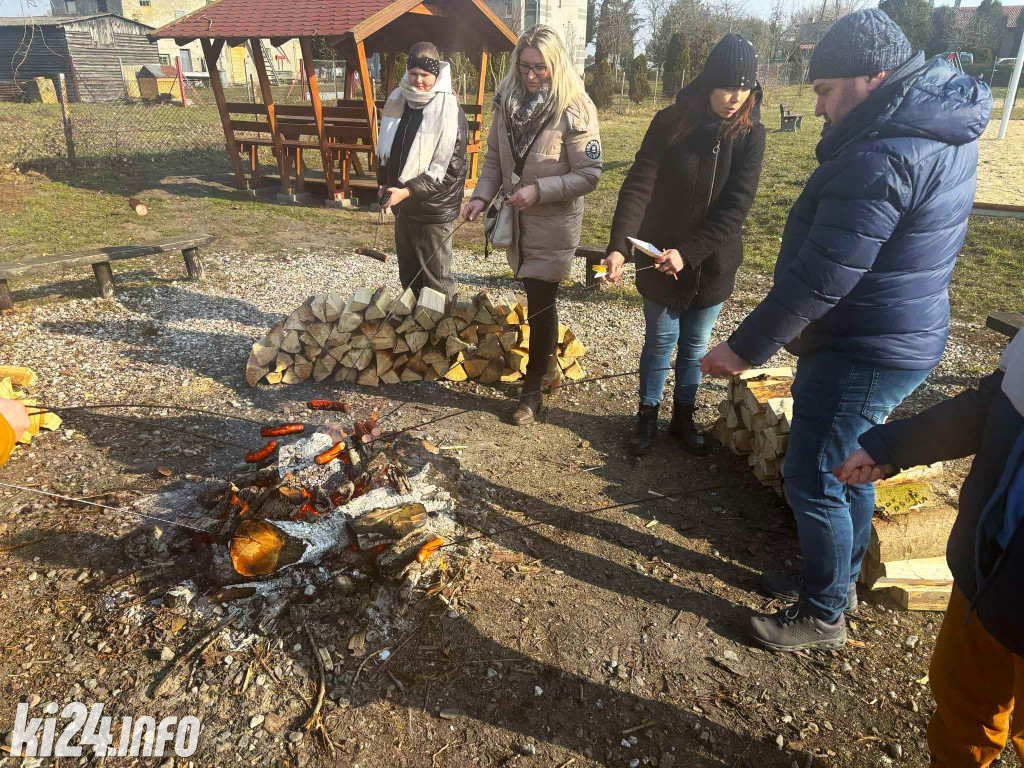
[[951, 4, 1023, 29], [149, 0, 514, 48]]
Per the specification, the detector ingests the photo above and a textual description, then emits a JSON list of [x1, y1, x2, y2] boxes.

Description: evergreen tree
[[629, 54, 651, 102], [689, 20, 717, 81], [586, 0, 597, 44], [588, 58, 617, 108], [662, 31, 689, 94], [595, 0, 612, 63], [879, 0, 935, 54]]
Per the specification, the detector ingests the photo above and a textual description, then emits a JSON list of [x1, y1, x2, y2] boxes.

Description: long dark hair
[[669, 84, 758, 145]]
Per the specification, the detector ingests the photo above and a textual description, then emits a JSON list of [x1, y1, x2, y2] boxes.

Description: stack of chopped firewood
[[712, 367, 953, 611], [710, 367, 795, 495], [245, 286, 587, 389]]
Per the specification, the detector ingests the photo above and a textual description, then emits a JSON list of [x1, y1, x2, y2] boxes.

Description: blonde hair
[[496, 25, 585, 120]]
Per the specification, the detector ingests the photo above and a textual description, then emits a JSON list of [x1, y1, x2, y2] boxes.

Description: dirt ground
[[975, 119, 1024, 206], [0, 237, 1015, 768]]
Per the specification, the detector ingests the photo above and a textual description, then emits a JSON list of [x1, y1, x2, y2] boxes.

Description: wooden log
[[479, 358, 504, 384], [414, 287, 446, 330], [274, 352, 293, 373], [446, 335, 470, 358], [182, 247, 206, 281], [357, 368, 380, 387], [518, 324, 530, 345], [431, 317, 458, 344], [729, 429, 754, 455], [376, 349, 395, 376], [764, 397, 791, 426], [739, 404, 754, 431], [557, 323, 570, 344], [364, 286, 393, 321], [884, 581, 952, 611], [336, 312, 364, 332], [284, 312, 307, 332], [562, 337, 586, 359], [0, 280, 13, 311], [307, 322, 331, 347], [406, 330, 429, 354], [868, 504, 957, 563], [93, 261, 115, 299], [245, 355, 270, 387], [327, 328, 352, 346], [508, 347, 529, 374], [345, 287, 373, 314], [400, 366, 423, 382], [874, 480, 938, 517], [473, 305, 495, 325], [463, 357, 489, 379], [460, 324, 479, 345], [334, 366, 358, 383], [0, 366, 38, 387], [313, 356, 337, 382], [452, 291, 477, 323], [393, 336, 410, 355], [380, 369, 401, 385], [562, 360, 585, 381], [499, 331, 518, 353], [281, 330, 302, 354], [266, 371, 283, 384], [443, 362, 468, 381], [477, 334, 504, 360], [324, 294, 345, 322], [860, 555, 953, 589], [500, 368, 523, 382]]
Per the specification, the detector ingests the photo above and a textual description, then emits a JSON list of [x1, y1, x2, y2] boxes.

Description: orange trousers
[[929, 584, 1024, 767]]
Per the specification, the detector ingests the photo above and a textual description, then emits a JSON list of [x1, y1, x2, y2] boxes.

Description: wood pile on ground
[[245, 286, 587, 389], [0, 365, 62, 446], [712, 367, 953, 611]]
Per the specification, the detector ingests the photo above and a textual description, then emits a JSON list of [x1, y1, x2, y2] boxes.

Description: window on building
[[66, 0, 77, 12], [174, 9, 185, 18], [97, 0, 108, 10], [159, 53, 170, 65], [525, 0, 539, 28], [139, 0, 151, 6]]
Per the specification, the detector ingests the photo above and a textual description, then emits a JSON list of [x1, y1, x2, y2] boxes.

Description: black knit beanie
[[809, 9, 913, 81], [701, 34, 758, 90]]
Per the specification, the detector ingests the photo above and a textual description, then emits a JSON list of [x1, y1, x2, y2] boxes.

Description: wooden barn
[[0, 14, 159, 102], [150, 0, 517, 205]]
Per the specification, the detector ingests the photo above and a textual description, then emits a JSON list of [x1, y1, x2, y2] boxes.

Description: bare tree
[[710, 0, 751, 33], [642, 0, 672, 42]]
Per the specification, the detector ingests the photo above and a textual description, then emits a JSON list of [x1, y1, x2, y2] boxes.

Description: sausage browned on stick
[[245, 440, 278, 463], [261, 423, 306, 437]]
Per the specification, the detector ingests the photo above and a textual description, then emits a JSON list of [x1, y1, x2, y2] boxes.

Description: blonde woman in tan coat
[[463, 25, 602, 425]]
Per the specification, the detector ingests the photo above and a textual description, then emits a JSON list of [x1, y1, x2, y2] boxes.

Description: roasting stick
[[25, 402, 266, 426]]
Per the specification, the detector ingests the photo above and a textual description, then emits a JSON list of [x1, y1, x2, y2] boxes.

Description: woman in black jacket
[[603, 34, 766, 456], [377, 41, 468, 299]]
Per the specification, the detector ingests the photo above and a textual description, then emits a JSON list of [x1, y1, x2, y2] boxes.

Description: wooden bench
[[0, 234, 215, 310], [576, 244, 607, 289], [987, 311, 1023, 338], [780, 104, 803, 132]]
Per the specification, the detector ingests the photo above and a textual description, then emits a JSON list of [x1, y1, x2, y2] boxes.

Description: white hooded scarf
[[376, 61, 459, 185]]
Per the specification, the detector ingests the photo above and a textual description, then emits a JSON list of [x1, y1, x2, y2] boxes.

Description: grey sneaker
[[749, 604, 847, 652], [760, 569, 858, 614]]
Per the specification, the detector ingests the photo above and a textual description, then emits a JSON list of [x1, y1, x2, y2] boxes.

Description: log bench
[[0, 234, 215, 310], [780, 103, 803, 132]]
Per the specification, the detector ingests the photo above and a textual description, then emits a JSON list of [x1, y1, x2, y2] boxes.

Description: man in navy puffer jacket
[[701, 9, 992, 651]]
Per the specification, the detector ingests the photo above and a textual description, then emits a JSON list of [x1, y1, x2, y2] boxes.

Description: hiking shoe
[[760, 569, 858, 614], [749, 604, 847, 652]]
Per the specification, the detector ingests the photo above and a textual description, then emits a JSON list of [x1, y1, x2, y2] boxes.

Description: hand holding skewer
[[654, 248, 684, 279]]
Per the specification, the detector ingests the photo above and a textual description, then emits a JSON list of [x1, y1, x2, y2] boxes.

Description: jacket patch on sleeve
[[585, 139, 602, 160]]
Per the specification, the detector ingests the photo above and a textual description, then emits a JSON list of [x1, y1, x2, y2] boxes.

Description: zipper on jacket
[[689, 142, 720, 304]]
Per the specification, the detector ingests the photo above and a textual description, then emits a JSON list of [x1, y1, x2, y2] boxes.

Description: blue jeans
[[638, 298, 723, 406], [784, 352, 931, 623]]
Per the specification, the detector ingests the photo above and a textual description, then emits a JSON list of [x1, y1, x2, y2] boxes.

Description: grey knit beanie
[[808, 9, 913, 81]]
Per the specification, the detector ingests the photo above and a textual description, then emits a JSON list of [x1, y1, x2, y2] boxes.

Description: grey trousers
[[394, 215, 455, 299]]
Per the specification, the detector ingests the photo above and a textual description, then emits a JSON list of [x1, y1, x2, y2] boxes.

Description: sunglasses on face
[[517, 62, 549, 77]]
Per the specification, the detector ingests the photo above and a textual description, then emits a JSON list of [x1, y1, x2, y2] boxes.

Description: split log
[[313, 356, 337, 382], [281, 330, 302, 354], [357, 368, 380, 387], [307, 322, 331, 347], [561, 360, 585, 381], [326, 328, 351, 346], [446, 336, 470, 358], [350, 334, 371, 349], [728, 429, 754, 455], [380, 369, 401, 385], [334, 366, 358, 383], [463, 358, 489, 379], [393, 336, 410, 355], [336, 312, 365, 332], [860, 555, 952, 588], [500, 369, 523, 382], [883, 581, 952, 611], [445, 363, 468, 382], [252, 326, 283, 366], [246, 356, 270, 387], [393, 287, 417, 317], [452, 292, 477, 324], [874, 480, 937, 517], [474, 305, 495, 325], [479, 358, 504, 384], [431, 317, 458, 344], [284, 313, 307, 332], [376, 349, 395, 377], [499, 331, 518, 353], [557, 324, 570, 344], [310, 294, 329, 322], [345, 287, 374, 314], [460, 325, 479, 345], [562, 337, 586, 359], [274, 353, 293, 373], [517, 324, 530, 345], [508, 348, 529, 374], [400, 367, 423, 382], [414, 287, 446, 330], [406, 330, 429, 354], [477, 334, 504, 360], [364, 286, 393, 321], [868, 504, 958, 563], [324, 294, 344, 322], [266, 371, 284, 384]]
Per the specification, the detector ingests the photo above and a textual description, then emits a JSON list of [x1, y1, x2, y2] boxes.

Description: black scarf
[[505, 85, 556, 166]]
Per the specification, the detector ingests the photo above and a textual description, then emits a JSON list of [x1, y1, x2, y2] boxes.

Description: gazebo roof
[[150, 0, 516, 53]]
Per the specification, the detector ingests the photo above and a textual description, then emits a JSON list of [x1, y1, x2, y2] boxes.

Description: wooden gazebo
[[151, 0, 516, 203]]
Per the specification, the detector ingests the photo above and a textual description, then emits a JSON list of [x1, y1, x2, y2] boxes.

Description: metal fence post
[[57, 73, 75, 163]]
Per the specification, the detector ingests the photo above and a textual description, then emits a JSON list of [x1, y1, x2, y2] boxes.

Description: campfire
[[133, 406, 473, 636]]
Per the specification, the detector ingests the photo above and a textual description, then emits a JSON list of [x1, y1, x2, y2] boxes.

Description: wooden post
[[175, 55, 188, 107], [345, 58, 356, 100], [250, 38, 290, 194], [300, 38, 338, 200], [0, 280, 13, 311], [57, 73, 75, 163], [92, 262, 115, 299], [182, 247, 206, 281], [202, 38, 248, 190], [355, 41, 378, 160], [299, 59, 307, 102], [471, 49, 488, 184]]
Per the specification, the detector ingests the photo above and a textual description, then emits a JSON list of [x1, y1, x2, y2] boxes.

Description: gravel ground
[[0, 244, 1013, 768]]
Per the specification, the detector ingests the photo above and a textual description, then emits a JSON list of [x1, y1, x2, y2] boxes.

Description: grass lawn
[[1, 85, 1020, 326]]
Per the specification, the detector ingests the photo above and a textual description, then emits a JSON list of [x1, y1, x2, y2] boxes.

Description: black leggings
[[522, 278, 559, 381]]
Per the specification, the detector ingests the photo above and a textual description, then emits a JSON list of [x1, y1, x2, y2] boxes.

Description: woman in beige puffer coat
[[463, 24, 602, 425]]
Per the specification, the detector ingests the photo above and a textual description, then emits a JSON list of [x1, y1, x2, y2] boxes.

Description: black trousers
[[394, 215, 455, 298], [522, 277, 559, 381]]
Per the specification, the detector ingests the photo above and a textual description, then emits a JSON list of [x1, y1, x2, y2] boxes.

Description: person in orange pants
[[0, 398, 30, 467], [835, 329, 1024, 767]]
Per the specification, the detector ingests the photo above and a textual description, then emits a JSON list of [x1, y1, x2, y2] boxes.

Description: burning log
[[245, 286, 589, 389]]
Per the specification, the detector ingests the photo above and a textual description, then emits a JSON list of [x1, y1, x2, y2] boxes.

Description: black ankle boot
[[669, 402, 709, 455], [628, 402, 660, 456]]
